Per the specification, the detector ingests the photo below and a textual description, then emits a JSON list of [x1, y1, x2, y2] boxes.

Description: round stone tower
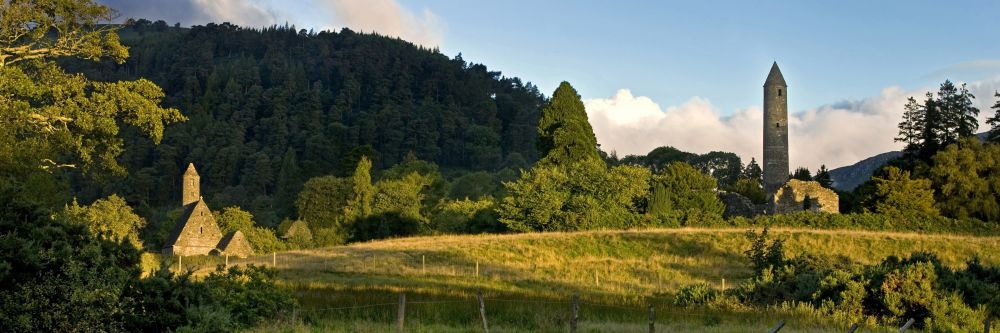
[[763, 62, 789, 200], [182, 163, 200, 207]]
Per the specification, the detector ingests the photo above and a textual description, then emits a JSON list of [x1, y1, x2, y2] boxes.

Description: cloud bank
[[99, 0, 443, 47], [323, 0, 442, 47], [585, 81, 1000, 170]]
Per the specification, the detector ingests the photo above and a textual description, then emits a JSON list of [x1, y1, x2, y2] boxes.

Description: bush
[[350, 212, 423, 242], [674, 283, 720, 306]]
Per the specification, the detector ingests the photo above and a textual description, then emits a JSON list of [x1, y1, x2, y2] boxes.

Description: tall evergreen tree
[[936, 80, 979, 144], [813, 165, 832, 188], [791, 167, 812, 181], [742, 158, 763, 181], [896, 97, 923, 151], [345, 156, 374, 221], [986, 91, 1000, 143], [897, 81, 979, 159], [536, 82, 601, 166]]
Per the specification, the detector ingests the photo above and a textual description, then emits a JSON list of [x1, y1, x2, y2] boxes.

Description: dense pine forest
[[65, 20, 545, 226]]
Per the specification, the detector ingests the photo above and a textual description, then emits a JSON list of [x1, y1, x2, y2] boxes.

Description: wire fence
[[164, 253, 994, 332], [285, 292, 978, 333]]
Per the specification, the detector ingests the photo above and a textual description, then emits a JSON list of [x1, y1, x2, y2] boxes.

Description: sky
[[99, 0, 1000, 169]]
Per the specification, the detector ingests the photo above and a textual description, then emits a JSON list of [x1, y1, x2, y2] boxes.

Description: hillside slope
[[214, 228, 999, 332], [66, 21, 545, 227]]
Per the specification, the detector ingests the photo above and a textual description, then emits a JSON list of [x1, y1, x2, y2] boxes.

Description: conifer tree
[[537, 82, 601, 166], [813, 165, 832, 188], [742, 158, 763, 181], [345, 156, 374, 220], [986, 91, 1000, 142]]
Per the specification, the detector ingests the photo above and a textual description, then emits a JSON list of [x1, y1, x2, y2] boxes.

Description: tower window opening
[[776, 122, 780, 128], [778, 89, 782, 96], [200, 227, 203, 234]]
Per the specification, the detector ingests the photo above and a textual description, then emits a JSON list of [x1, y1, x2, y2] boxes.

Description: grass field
[[190, 227, 1000, 332]]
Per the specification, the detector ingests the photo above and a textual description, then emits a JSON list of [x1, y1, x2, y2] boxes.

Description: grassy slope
[[227, 228, 1000, 332]]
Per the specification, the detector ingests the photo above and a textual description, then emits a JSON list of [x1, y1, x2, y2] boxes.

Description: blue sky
[[104, 0, 1000, 168], [308, 0, 1000, 114]]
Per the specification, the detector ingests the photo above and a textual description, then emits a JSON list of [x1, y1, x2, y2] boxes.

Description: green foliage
[[1, 51, 183, 180], [732, 250, 994, 331], [431, 198, 502, 233], [618, 146, 695, 172], [498, 160, 651, 232], [373, 172, 434, 222], [928, 139, 1000, 221], [345, 156, 375, 221], [866, 166, 939, 219], [128, 265, 297, 332], [449, 171, 500, 200], [674, 283, 721, 306], [59, 194, 146, 248], [68, 22, 544, 224], [650, 162, 724, 216], [349, 212, 423, 242], [791, 167, 812, 181], [814, 165, 832, 188], [295, 175, 352, 229], [743, 158, 763, 181], [729, 178, 766, 204], [897, 81, 980, 159], [689, 151, 743, 187], [744, 227, 785, 273], [215, 206, 284, 253], [0, 195, 141, 332], [986, 91, 1000, 142], [537, 82, 601, 165]]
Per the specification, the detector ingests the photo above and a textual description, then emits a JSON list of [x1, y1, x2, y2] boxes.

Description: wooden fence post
[[422, 255, 425, 274], [594, 271, 599, 286], [178, 255, 182, 271], [898, 318, 915, 332], [477, 291, 489, 333], [570, 294, 579, 333], [396, 293, 406, 333], [225, 254, 229, 267], [648, 303, 655, 333], [721, 278, 726, 290], [272, 252, 276, 268], [846, 323, 859, 333], [767, 320, 785, 333], [476, 261, 480, 277]]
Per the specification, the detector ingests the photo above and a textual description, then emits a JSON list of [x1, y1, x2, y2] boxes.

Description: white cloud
[[585, 80, 1000, 170], [101, 0, 444, 47], [189, 0, 278, 27], [322, 0, 443, 47]]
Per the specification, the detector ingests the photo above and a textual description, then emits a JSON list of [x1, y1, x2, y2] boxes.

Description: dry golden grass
[[215, 227, 998, 332]]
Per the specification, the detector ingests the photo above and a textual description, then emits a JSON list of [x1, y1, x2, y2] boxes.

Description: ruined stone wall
[[771, 179, 839, 214]]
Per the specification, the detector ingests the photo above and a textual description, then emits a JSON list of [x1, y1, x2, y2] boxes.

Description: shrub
[[674, 283, 720, 306]]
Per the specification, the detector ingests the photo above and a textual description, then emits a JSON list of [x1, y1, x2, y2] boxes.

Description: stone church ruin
[[162, 163, 254, 257]]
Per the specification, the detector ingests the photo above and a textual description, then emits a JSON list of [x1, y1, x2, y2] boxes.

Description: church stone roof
[[217, 230, 255, 258], [162, 198, 222, 252], [765, 62, 787, 86]]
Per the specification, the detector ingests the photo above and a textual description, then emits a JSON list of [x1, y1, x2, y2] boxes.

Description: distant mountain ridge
[[828, 132, 991, 191], [829, 151, 903, 191]]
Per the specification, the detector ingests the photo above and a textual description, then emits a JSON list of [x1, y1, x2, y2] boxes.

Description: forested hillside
[[65, 20, 545, 224]]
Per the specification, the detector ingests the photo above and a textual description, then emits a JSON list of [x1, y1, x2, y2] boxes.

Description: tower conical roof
[[764, 62, 786, 86], [184, 163, 199, 176]]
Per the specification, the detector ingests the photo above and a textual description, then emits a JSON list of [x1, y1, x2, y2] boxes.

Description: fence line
[[285, 292, 977, 333], [165, 254, 995, 332]]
